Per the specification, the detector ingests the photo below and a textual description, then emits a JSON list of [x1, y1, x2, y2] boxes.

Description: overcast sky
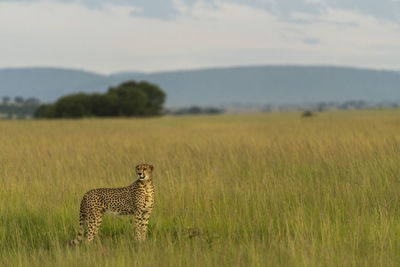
[[0, 0, 399, 74]]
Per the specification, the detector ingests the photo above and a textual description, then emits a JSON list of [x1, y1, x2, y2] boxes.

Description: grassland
[[1, 110, 400, 266]]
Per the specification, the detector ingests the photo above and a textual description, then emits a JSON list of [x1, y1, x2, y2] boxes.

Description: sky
[[0, 0, 399, 74]]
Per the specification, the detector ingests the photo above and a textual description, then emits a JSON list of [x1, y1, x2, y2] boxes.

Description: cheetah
[[68, 163, 155, 245]]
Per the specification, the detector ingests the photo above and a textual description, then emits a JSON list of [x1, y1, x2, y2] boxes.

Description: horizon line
[[1, 64, 399, 76]]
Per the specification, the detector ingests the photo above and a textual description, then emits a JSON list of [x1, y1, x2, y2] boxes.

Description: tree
[[107, 81, 148, 116], [24, 97, 40, 106], [102, 80, 166, 117], [53, 93, 92, 118], [138, 81, 166, 116], [34, 104, 56, 118], [2, 96, 10, 105], [14, 96, 24, 104]]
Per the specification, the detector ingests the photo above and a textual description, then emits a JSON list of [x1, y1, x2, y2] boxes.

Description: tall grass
[[1, 111, 400, 266]]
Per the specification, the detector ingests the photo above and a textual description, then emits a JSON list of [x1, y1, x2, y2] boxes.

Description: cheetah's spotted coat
[[68, 164, 155, 244]]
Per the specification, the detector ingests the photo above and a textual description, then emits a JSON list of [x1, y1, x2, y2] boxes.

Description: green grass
[[1, 110, 400, 266]]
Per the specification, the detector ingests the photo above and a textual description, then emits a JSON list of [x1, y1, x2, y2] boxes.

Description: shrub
[[302, 110, 314, 117]]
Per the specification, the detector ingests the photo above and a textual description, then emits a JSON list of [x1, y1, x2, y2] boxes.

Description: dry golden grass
[[1, 110, 400, 266]]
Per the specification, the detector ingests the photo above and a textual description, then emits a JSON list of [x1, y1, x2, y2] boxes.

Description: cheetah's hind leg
[[85, 216, 103, 243]]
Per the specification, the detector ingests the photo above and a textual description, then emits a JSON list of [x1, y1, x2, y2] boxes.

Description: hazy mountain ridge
[[1, 66, 399, 107], [0, 67, 111, 102]]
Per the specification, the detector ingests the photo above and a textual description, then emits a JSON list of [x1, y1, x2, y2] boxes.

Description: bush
[[302, 110, 314, 117]]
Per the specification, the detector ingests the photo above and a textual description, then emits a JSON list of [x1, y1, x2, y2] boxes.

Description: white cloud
[[0, 1, 399, 73]]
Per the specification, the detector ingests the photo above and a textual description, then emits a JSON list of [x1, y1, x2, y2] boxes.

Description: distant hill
[[0, 68, 112, 102], [1, 66, 399, 107]]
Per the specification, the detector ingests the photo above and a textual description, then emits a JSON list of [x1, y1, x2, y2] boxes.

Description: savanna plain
[[1, 111, 400, 266]]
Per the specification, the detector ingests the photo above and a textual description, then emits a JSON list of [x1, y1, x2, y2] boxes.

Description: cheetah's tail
[[68, 200, 86, 246]]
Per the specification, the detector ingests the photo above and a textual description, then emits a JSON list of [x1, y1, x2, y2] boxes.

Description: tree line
[[0, 96, 40, 119], [34, 81, 166, 118], [166, 106, 224, 115]]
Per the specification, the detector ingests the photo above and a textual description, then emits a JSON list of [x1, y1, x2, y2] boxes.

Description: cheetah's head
[[136, 164, 154, 181]]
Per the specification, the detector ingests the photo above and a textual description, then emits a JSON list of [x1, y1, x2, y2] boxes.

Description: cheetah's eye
[[143, 168, 147, 171]]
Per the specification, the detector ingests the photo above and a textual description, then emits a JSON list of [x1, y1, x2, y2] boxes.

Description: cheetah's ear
[[135, 165, 139, 170], [149, 164, 154, 171]]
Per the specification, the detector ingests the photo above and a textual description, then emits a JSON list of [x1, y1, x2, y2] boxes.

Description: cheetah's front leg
[[134, 207, 152, 241], [140, 209, 152, 240], [134, 210, 144, 241]]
